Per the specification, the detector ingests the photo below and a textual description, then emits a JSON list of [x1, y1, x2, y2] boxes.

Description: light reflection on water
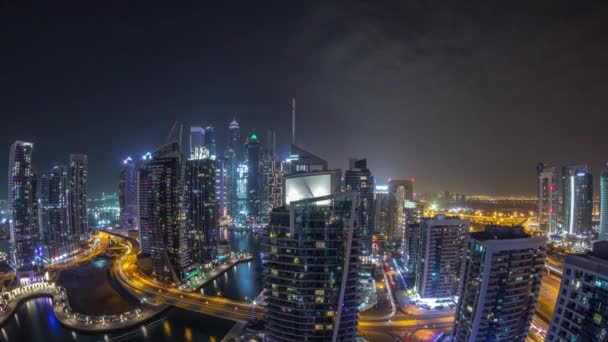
[[203, 230, 263, 301], [1, 296, 233, 341]]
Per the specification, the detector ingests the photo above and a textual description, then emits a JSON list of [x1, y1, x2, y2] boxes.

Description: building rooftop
[[565, 241, 608, 277], [470, 225, 529, 241]]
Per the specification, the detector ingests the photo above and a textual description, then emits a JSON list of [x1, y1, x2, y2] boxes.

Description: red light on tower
[[410, 178, 415, 183], [549, 185, 555, 192], [549, 207, 554, 213]]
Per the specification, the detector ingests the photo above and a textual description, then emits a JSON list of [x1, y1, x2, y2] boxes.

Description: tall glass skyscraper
[[388, 179, 414, 245], [189, 126, 205, 158], [204, 125, 216, 158], [344, 158, 374, 258], [225, 119, 240, 218], [246, 131, 261, 218], [600, 166, 608, 241], [8, 141, 39, 271], [263, 192, 360, 341], [185, 155, 217, 265], [538, 165, 559, 235], [562, 165, 593, 236], [68, 154, 88, 241], [40, 164, 76, 262], [139, 141, 189, 282], [236, 162, 248, 218], [119, 156, 138, 230]]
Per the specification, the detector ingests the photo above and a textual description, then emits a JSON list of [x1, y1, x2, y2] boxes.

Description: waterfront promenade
[[0, 281, 166, 333]]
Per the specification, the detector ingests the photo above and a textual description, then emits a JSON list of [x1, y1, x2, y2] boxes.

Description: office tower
[[214, 157, 227, 217], [189, 126, 205, 158], [344, 158, 375, 259], [260, 130, 276, 217], [225, 119, 240, 218], [8, 141, 40, 271], [236, 162, 248, 218], [119, 156, 138, 230], [562, 165, 593, 236], [204, 125, 216, 157], [39, 164, 76, 262], [373, 185, 389, 235], [388, 179, 414, 244], [246, 131, 261, 218], [268, 160, 284, 210], [139, 142, 189, 282], [600, 166, 608, 241], [138, 151, 153, 255], [452, 226, 546, 342], [547, 241, 608, 341], [185, 155, 217, 265], [285, 144, 328, 175], [538, 166, 559, 235], [264, 190, 359, 341], [68, 154, 88, 241], [415, 215, 468, 298], [404, 223, 420, 274]]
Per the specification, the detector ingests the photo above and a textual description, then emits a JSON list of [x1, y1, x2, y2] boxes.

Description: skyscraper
[[68, 154, 88, 241], [538, 166, 559, 235], [185, 154, 217, 265], [344, 158, 374, 259], [268, 160, 284, 211], [225, 119, 240, 218], [452, 226, 546, 342], [547, 241, 608, 341], [263, 191, 360, 341], [260, 130, 276, 217], [415, 215, 468, 298], [138, 151, 153, 255], [236, 162, 248, 218], [139, 142, 189, 282], [373, 185, 389, 236], [562, 165, 593, 236], [388, 179, 414, 245], [245, 131, 261, 218], [119, 156, 138, 230], [600, 166, 608, 241], [40, 164, 78, 262], [8, 141, 39, 271], [204, 125, 216, 157], [189, 126, 205, 158], [214, 157, 227, 217]]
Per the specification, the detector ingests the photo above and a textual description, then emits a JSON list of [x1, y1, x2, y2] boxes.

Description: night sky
[[2, 1, 608, 197]]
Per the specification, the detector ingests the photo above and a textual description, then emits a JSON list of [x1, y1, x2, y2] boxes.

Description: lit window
[[316, 241, 325, 248]]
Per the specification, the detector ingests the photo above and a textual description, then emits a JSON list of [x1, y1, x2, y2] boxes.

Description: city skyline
[[2, 1, 608, 197]]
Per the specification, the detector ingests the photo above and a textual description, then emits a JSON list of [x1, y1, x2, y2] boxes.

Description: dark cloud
[[1, 0, 607, 196]]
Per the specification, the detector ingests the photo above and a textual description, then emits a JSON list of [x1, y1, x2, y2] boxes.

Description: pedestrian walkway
[[0, 282, 167, 333]]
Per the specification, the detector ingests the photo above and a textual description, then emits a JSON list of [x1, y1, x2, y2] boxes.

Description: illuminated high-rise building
[[345, 158, 374, 258], [236, 162, 248, 217], [138, 151, 154, 255], [599, 166, 608, 241], [388, 179, 414, 244], [68, 153, 88, 240], [264, 178, 359, 341], [373, 185, 389, 235], [261, 130, 276, 217], [538, 165, 559, 235], [415, 215, 468, 298], [214, 157, 227, 216], [246, 131, 261, 218], [268, 160, 284, 211], [189, 126, 205, 157], [185, 154, 217, 265], [40, 164, 77, 261], [204, 125, 216, 157], [547, 241, 608, 341], [452, 226, 546, 342], [562, 165, 593, 236], [8, 141, 40, 271], [225, 119, 240, 218], [139, 141, 189, 282], [119, 156, 138, 230]]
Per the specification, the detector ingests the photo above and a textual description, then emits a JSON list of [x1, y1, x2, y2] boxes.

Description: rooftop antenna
[[292, 97, 296, 145]]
